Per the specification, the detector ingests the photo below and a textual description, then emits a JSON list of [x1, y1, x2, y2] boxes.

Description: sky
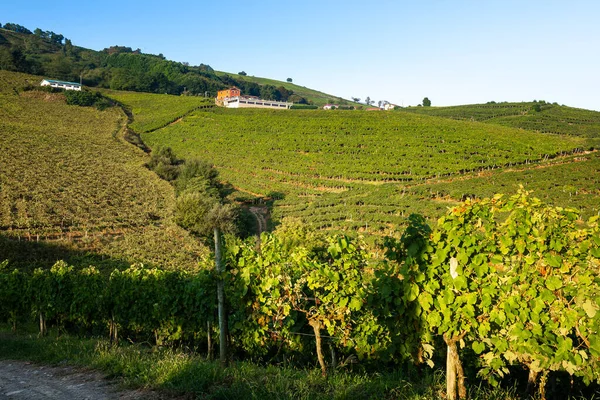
[[3, 0, 600, 110]]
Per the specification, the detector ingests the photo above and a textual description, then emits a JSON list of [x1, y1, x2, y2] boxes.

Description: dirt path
[[0, 360, 157, 399]]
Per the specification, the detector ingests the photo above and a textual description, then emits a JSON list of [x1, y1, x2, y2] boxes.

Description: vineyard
[[402, 102, 600, 142], [0, 70, 206, 270], [139, 106, 598, 235], [103, 89, 214, 133], [2, 192, 599, 398]]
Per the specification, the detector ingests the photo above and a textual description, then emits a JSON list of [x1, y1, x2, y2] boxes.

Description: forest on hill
[[0, 22, 320, 104]]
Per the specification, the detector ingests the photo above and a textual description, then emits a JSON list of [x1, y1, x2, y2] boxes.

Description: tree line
[[0, 22, 309, 103]]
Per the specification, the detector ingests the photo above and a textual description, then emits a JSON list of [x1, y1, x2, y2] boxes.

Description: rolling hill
[[0, 70, 206, 270], [0, 24, 348, 106], [107, 94, 598, 236]]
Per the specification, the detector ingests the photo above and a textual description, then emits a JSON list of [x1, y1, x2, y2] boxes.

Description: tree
[[238, 71, 247, 76], [3, 23, 32, 34], [422, 97, 431, 107], [365, 96, 372, 105], [351, 97, 360, 103], [378, 100, 382, 108], [173, 160, 237, 367], [286, 77, 292, 83]]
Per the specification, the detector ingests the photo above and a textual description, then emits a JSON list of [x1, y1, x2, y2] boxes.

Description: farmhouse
[[323, 104, 338, 110], [217, 86, 241, 101], [40, 79, 82, 91]]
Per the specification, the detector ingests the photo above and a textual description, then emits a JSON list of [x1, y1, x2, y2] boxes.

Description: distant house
[[384, 103, 399, 111], [323, 104, 338, 110], [366, 107, 381, 111], [40, 79, 82, 91], [217, 86, 241, 101]]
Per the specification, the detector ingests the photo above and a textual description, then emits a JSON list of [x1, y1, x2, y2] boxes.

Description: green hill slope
[[215, 71, 350, 107], [0, 70, 205, 270], [138, 107, 597, 235], [0, 24, 347, 106], [400, 102, 600, 144]]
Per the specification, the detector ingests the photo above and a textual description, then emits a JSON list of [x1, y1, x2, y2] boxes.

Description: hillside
[[0, 70, 205, 270], [135, 106, 597, 235], [0, 24, 347, 106], [215, 71, 351, 107], [401, 102, 600, 145]]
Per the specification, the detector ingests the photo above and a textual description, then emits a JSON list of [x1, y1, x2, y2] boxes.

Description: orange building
[[217, 86, 241, 101]]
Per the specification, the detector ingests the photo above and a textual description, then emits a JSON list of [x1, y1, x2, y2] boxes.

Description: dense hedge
[[290, 104, 318, 110]]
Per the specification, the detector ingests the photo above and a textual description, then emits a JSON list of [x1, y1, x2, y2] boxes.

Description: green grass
[[103, 89, 214, 133], [215, 71, 351, 107], [0, 326, 531, 400], [0, 70, 206, 271]]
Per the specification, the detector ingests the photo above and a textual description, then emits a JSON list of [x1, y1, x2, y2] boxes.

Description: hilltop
[[214, 71, 351, 107], [0, 23, 346, 106]]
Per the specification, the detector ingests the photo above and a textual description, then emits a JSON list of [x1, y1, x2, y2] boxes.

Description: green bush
[[290, 104, 318, 110], [64, 90, 100, 106]]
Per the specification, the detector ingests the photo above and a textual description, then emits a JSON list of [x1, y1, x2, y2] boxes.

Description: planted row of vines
[[1, 191, 599, 398]]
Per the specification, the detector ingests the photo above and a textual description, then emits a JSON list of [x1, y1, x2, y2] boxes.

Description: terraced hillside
[[103, 90, 214, 133], [138, 105, 598, 235], [402, 102, 600, 143], [0, 71, 205, 270]]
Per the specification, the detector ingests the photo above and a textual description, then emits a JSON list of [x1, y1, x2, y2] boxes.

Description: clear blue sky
[[4, 0, 600, 110]]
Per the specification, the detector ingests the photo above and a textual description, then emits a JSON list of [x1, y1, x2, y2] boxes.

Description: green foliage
[[1, 192, 599, 396], [2, 23, 32, 35], [64, 90, 104, 107], [290, 104, 318, 109], [394, 190, 600, 389], [176, 158, 220, 195], [422, 97, 431, 107], [147, 146, 181, 181]]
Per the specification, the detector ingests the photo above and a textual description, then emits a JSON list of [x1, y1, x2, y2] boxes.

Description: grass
[[0, 325, 532, 400]]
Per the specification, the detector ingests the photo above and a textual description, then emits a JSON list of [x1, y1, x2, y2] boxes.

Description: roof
[[42, 79, 81, 86]]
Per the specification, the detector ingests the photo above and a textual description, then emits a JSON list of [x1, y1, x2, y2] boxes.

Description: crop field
[[0, 71, 205, 270], [402, 102, 600, 141], [103, 90, 214, 133], [140, 107, 598, 235]]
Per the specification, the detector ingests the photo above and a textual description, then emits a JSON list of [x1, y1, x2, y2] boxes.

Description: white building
[[223, 96, 291, 110], [384, 103, 399, 111], [40, 79, 82, 91]]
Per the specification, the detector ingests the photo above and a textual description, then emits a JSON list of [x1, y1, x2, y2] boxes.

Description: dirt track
[[0, 361, 156, 399]]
